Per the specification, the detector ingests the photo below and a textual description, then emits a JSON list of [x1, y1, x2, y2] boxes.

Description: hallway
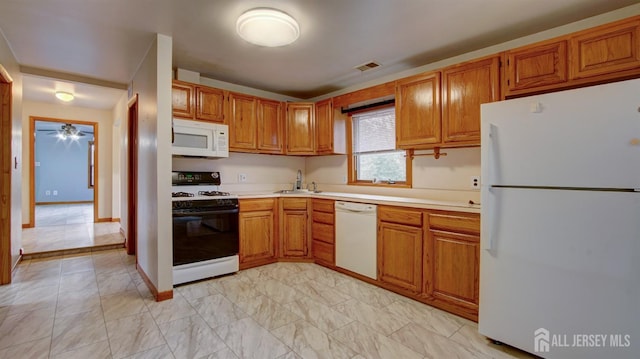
[[23, 204, 124, 254]]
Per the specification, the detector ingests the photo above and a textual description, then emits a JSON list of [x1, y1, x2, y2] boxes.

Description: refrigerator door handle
[[483, 187, 496, 251], [487, 123, 499, 186]]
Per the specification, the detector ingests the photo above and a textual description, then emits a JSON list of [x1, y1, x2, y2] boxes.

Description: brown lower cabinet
[[424, 212, 480, 320], [280, 198, 311, 258], [237, 198, 479, 321], [239, 198, 277, 269], [377, 208, 423, 294], [311, 199, 335, 266], [376, 205, 480, 321]]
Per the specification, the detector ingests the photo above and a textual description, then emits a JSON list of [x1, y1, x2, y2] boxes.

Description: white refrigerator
[[479, 78, 640, 359]]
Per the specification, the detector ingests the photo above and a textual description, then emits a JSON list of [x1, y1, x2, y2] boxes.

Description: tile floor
[[22, 204, 123, 254], [35, 203, 94, 227], [0, 249, 535, 359]]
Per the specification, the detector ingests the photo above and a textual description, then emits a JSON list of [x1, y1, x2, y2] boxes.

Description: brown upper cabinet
[[315, 98, 347, 155], [504, 40, 568, 97], [196, 86, 225, 123], [395, 71, 442, 149], [503, 15, 640, 97], [228, 93, 285, 154], [257, 99, 285, 154], [171, 80, 225, 123], [570, 17, 640, 81], [286, 102, 316, 155], [442, 56, 500, 145], [228, 92, 257, 151], [171, 80, 195, 119]]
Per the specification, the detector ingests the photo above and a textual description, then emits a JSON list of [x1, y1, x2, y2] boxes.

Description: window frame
[[346, 105, 412, 188]]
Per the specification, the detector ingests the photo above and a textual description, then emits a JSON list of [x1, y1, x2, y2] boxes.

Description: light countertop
[[235, 190, 481, 213]]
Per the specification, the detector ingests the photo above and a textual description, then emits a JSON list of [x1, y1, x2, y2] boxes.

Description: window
[[348, 106, 411, 186]]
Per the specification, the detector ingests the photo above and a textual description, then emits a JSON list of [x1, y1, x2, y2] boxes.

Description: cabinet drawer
[[378, 206, 423, 226], [282, 198, 308, 210], [312, 199, 334, 213], [240, 198, 275, 212], [428, 213, 480, 235], [312, 222, 334, 244], [312, 240, 334, 264], [312, 211, 334, 225]]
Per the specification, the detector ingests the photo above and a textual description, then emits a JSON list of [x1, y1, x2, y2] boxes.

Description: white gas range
[[171, 171, 239, 285]]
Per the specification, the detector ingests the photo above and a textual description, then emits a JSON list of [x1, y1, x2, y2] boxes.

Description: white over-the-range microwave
[[172, 118, 229, 158]]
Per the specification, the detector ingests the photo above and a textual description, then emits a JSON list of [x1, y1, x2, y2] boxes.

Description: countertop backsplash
[[172, 147, 481, 204]]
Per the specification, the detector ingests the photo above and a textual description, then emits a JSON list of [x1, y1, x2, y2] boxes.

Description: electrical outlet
[[53, 190, 58, 196], [45, 190, 51, 196], [238, 173, 247, 183], [470, 176, 480, 189]]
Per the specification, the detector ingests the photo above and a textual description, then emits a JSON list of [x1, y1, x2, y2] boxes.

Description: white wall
[[21, 101, 114, 222], [305, 148, 481, 203], [0, 29, 23, 269], [173, 153, 306, 193], [130, 33, 173, 293], [111, 92, 127, 220]]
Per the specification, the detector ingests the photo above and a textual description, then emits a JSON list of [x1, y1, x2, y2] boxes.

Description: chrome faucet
[[295, 169, 302, 190]]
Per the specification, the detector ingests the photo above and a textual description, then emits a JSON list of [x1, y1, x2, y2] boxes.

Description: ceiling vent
[[354, 61, 381, 72]]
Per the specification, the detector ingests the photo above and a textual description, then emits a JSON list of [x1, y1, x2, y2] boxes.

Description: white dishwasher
[[335, 201, 377, 279]]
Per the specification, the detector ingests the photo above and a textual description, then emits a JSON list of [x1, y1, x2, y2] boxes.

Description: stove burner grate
[[172, 192, 194, 198], [198, 190, 231, 197]]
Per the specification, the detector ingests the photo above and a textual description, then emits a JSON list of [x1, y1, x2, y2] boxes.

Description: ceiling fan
[[41, 123, 89, 140]]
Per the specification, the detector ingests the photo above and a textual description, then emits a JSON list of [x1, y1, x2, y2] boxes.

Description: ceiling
[[1, 0, 639, 101], [23, 75, 125, 110]]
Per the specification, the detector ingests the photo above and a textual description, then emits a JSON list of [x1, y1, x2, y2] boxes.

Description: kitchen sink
[[273, 189, 322, 194]]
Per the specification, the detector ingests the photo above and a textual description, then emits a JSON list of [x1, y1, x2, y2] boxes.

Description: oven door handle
[[172, 209, 239, 217]]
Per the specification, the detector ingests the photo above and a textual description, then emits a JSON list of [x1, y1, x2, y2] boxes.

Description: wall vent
[[354, 61, 381, 72]]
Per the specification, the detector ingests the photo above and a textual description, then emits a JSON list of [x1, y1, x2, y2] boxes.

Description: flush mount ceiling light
[[236, 8, 299, 47], [55, 91, 74, 102]]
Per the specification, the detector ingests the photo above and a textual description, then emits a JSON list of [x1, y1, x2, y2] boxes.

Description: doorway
[[0, 65, 13, 284], [29, 117, 98, 228], [126, 94, 138, 256]]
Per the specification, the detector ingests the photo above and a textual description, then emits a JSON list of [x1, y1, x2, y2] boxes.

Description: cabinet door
[[172, 81, 195, 119], [239, 210, 275, 263], [570, 18, 640, 80], [395, 72, 441, 148], [257, 99, 284, 154], [286, 103, 315, 154], [377, 222, 422, 293], [315, 98, 333, 154], [196, 86, 225, 123], [442, 56, 500, 144], [282, 210, 309, 257], [424, 229, 479, 309], [505, 40, 568, 95], [229, 93, 257, 151]]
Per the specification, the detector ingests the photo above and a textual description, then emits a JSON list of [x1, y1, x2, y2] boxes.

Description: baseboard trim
[[111, 218, 120, 222], [36, 201, 93, 205], [22, 223, 33, 229], [137, 264, 173, 302], [22, 243, 125, 260], [95, 217, 112, 223]]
